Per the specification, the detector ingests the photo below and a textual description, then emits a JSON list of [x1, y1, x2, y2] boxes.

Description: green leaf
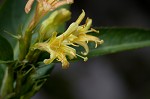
[[0, 0, 26, 46], [88, 28, 150, 57], [0, 35, 13, 61], [35, 63, 54, 78], [0, 34, 13, 88]]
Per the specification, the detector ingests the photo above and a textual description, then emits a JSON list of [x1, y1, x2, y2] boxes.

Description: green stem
[[14, 72, 23, 97], [0, 65, 14, 98], [19, 12, 44, 61], [18, 18, 37, 61], [19, 29, 32, 61]]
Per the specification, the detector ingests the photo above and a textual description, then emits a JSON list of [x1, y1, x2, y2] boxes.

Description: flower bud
[[39, 8, 71, 41]]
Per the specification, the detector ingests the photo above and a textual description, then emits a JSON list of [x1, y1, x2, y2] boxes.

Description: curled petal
[[44, 51, 57, 64], [62, 45, 76, 59], [58, 22, 78, 39], [83, 18, 92, 31], [73, 41, 89, 55], [58, 53, 70, 69], [25, 0, 35, 13], [76, 10, 85, 24], [34, 43, 50, 53]]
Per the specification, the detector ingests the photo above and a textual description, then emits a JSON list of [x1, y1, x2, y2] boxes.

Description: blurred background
[[1, 0, 150, 99], [32, 0, 150, 99], [33, 0, 150, 99]]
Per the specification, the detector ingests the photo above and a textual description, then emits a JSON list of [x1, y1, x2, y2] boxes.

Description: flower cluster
[[33, 10, 103, 69], [24, 0, 103, 69]]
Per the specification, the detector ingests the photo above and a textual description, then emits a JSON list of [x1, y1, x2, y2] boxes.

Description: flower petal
[[75, 10, 85, 24], [57, 53, 69, 69], [25, 0, 35, 13], [75, 41, 89, 55], [44, 51, 57, 64]]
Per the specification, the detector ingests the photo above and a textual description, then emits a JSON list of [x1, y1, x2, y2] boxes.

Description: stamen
[[95, 40, 104, 48], [95, 42, 98, 48], [70, 43, 79, 47], [100, 40, 104, 44], [81, 52, 88, 56], [91, 28, 99, 33], [76, 54, 88, 61]]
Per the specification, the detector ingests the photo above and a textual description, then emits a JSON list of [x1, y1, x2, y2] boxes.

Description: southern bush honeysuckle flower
[[35, 0, 73, 17], [25, 0, 35, 14], [25, 0, 73, 31], [67, 10, 104, 55], [34, 23, 79, 69], [33, 10, 103, 69], [25, 0, 74, 14]]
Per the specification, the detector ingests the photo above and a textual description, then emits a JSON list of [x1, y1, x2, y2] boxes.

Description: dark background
[[1, 0, 150, 99], [32, 0, 150, 99]]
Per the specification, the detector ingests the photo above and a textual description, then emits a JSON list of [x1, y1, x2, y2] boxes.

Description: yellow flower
[[33, 10, 103, 69], [67, 10, 104, 55], [34, 23, 78, 69]]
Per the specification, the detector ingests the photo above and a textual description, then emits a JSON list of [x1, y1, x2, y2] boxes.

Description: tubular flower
[[34, 23, 79, 69], [67, 10, 104, 55], [33, 11, 103, 69], [36, 0, 73, 17], [25, 0, 73, 30], [39, 8, 71, 41], [25, 0, 74, 14], [25, 0, 35, 14]]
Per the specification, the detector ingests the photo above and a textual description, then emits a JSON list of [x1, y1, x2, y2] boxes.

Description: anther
[[76, 54, 88, 61]]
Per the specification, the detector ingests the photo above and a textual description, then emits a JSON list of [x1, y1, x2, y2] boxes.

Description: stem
[[26, 49, 41, 63], [19, 28, 32, 61], [19, 10, 44, 61], [0, 65, 14, 98], [19, 17, 37, 61], [15, 72, 23, 97]]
